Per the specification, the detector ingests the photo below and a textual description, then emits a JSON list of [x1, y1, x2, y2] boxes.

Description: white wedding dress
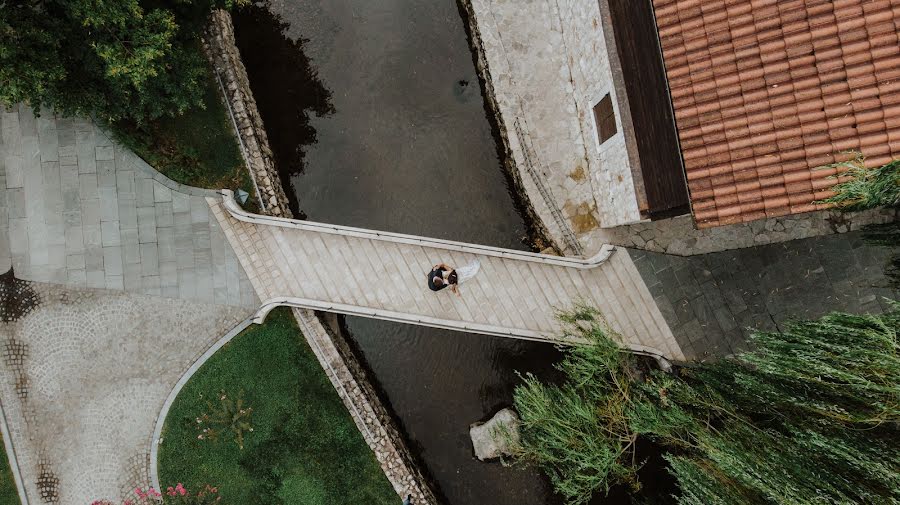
[[454, 259, 481, 284]]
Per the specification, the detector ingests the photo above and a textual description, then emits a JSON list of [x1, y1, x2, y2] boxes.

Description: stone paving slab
[[0, 105, 258, 308], [631, 230, 900, 359]]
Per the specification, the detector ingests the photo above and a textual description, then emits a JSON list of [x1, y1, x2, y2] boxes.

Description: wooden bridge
[[210, 191, 684, 360]]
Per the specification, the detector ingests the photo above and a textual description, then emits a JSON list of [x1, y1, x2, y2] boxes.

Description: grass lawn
[[0, 437, 19, 505], [158, 308, 397, 505], [108, 61, 255, 200]]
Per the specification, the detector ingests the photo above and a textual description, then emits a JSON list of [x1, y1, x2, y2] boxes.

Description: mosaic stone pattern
[[632, 229, 900, 359], [0, 281, 250, 504]]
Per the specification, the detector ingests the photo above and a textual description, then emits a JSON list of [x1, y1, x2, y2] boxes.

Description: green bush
[[819, 154, 900, 211], [0, 0, 241, 124], [819, 154, 900, 289], [159, 308, 396, 505], [511, 305, 900, 505], [2, 1, 253, 195], [106, 62, 248, 192]]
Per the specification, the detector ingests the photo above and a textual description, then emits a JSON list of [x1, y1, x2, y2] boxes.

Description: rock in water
[[470, 408, 521, 461]]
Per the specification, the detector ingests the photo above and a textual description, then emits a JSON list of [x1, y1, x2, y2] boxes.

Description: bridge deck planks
[[209, 198, 684, 359]]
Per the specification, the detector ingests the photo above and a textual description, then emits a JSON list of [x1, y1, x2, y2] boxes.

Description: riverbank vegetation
[[821, 154, 900, 288], [511, 305, 900, 505], [159, 308, 396, 504], [109, 60, 250, 192], [0, 0, 252, 193]]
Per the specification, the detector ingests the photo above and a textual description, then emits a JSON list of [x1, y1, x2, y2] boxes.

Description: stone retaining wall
[[457, 0, 571, 255], [204, 10, 439, 504], [205, 11, 290, 216]]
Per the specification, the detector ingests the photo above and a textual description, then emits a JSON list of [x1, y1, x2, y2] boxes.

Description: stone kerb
[[149, 318, 254, 494], [218, 189, 617, 269], [125, 148, 220, 199], [0, 393, 29, 505]]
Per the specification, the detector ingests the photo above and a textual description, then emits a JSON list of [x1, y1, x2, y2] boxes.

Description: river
[[233, 1, 587, 503]]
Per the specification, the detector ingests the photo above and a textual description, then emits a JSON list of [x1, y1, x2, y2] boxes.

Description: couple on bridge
[[427, 259, 481, 297]]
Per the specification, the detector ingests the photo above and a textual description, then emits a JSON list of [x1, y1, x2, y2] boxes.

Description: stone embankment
[[205, 11, 290, 217], [204, 10, 439, 505], [456, 0, 570, 256]]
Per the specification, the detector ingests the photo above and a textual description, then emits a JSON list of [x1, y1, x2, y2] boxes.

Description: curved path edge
[[0, 394, 30, 505], [121, 146, 221, 199], [148, 317, 255, 492], [218, 190, 616, 268]]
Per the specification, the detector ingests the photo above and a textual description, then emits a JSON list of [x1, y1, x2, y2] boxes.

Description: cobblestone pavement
[[0, 105, 259, 504], [0, 281, 250, 504], [0, 104, 258, 306], [632, 230, 900, 359]]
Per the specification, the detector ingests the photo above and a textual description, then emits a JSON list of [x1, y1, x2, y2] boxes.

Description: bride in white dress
[[428, 259, 481, 297]]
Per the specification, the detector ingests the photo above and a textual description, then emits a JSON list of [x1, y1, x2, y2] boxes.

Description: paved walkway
[[0, 282, 249, 504], [633, 230, 900, 358], [211, 191, 685, 360], [0, 105, 259, 504], [0, 105, 258, 306]]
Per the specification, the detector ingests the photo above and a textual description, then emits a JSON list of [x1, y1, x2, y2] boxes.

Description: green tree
[[819, 153, 900, 288], [0, 0, 239, 123], [819, 154, 900, 210], [511, 306, 900, 505]]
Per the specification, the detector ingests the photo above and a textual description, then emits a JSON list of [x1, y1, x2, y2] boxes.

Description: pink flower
[[167, 486, 176, 496], [175, 483, 187, 496], [134, 488, 147, 499], [148, 487, 162, 498]]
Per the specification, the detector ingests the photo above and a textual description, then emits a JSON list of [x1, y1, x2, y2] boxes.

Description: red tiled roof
[[652, 0, 900, 227]]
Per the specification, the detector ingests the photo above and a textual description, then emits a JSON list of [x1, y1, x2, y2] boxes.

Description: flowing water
[[233, 2, 606, 503]]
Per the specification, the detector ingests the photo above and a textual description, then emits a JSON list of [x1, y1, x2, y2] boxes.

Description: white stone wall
[[466, 0, 642, 254], [557, 0, 641, 227]]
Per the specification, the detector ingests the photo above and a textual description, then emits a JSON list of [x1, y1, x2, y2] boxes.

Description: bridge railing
[[217, 190, 616, 269], [251, 297, 675, 365]]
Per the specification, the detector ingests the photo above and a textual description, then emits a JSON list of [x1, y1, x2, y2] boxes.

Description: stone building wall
[[457, 0, 897, 257], [204, 10, 439, 504], [460, 0, 643, 254]]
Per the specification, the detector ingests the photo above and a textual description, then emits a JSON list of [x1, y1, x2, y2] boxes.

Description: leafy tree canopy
[[0, 0, 240, 123]]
